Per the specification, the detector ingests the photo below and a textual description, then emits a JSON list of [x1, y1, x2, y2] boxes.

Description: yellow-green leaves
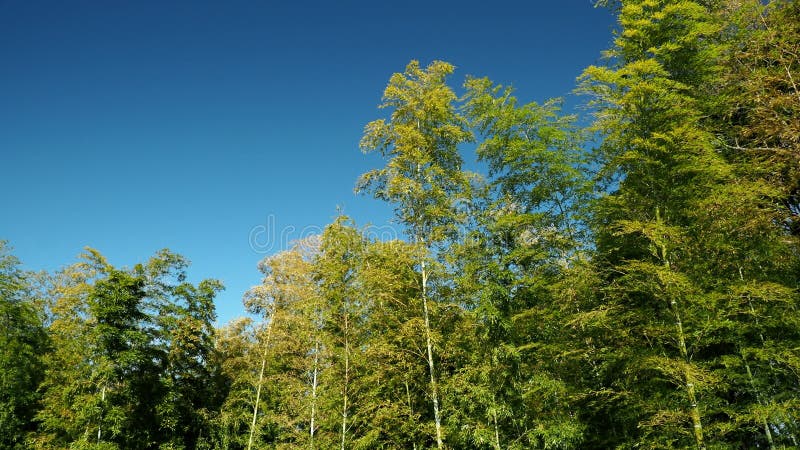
[[358, 60, 473, 244]]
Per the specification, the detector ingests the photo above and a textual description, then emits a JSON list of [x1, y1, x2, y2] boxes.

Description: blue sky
[[0, 1, 615, 324]]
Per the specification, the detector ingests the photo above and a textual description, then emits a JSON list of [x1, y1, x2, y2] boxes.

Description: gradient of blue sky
[[0, 1, 615, 324]]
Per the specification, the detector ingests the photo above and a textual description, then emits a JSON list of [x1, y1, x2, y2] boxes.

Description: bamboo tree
[[307, 257, 324, 450], [243, 252, 288, 450], [448, 76, 591, 449], [358, 60, 473, 448], [696, 3, 800, 441], [211, 317, 259, 450], [356, 239, 429, 448], [656, 208, 704, 449], [309, 339, 319, 449], [242, 240, 321, 449], [245, 305, 276, 450], [577, 1, 800, 446], [577, 0, 736, 446], [312, 218, 364, 449]]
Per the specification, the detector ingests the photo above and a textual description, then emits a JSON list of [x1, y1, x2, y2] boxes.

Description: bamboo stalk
[[311, 339, 319, 450], [97, 384, 105, 443], [421, 258, 444, 449], [415, 150, 444, 449], [248, 307, 277, 450], [657, 207, 705, 450], [341, 311, 349, 450], [742, 350, 775, 449], [492, 407, 501, 450]]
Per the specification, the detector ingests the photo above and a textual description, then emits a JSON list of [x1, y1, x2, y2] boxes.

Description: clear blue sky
[[0, 1, 615, 324]]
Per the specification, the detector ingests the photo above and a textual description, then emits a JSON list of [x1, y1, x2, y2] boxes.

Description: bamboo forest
[[2, 1, 799, 449]]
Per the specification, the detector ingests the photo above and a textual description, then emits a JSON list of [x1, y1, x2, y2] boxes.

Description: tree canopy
[[2, 1, 798, 448]]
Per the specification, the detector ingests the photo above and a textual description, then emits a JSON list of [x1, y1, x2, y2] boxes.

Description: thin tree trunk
[[669, 296, 705, 450], [248, 309, 277, 450], [492, 408, 501, 450], [739, 268, 776, 447], [97, 384, 106, 443], [311, 339, 319, 450], [341, 312, 349, 450], [737, 267, 788, 447], [414, 122, 443, 448], [421, 259, 444, 449], [742, 351, 775, 449], [658, 208, 704, 450]]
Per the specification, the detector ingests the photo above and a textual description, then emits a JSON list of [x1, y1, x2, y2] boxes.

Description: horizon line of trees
[[2, 0, 798, 448]]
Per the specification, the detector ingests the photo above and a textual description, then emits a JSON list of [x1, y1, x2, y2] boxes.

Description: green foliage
[[34, 248, 223, 450], [445, 76, 592, 449], [357, 60, 474, 245], [576, 0, 800, 448], [5, 3, 800, 448], [358, 59, 478, 449], [0, 241, 46, 450], [718, 0, 800, 237]]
